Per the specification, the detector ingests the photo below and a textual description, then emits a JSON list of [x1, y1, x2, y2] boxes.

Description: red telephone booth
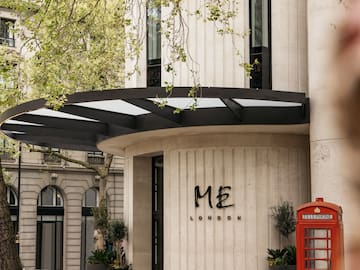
[[296, 198, 344, 270]]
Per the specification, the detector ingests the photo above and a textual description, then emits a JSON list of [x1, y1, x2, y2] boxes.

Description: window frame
[[0, 17, 15, 47]]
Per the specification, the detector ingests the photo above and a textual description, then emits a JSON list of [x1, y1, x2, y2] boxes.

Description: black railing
[[87, 152, 104, 165]]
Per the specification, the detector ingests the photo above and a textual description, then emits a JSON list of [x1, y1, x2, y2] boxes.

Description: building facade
[[3, 149, 124, 270], [0, 1, 356, 270], [119, 1, 350, 270]]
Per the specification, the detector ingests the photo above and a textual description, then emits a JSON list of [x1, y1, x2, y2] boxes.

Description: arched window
[[81, 187, 99, 270], [7, 185, 18, 207], [36, 186, 64, 270], [6, 186, 18, 250]]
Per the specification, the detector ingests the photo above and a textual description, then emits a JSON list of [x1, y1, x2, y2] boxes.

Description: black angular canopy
[[0, 87, 309, 151]]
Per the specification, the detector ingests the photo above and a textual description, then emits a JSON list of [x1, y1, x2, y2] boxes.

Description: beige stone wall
[[122, 133, 310, 270]]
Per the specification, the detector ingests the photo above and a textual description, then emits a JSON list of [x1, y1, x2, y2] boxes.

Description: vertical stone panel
[[234, 148, 246, 270], [244, 148, 257, 270], [256, 148, 269, 269], [272, 0, 307, 93], [223, 148, 234, 270]]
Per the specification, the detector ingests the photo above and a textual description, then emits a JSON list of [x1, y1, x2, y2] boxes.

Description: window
[[7, 186, 18, 207], [87, 151, 104, 165], [81, 188, 99, 270], [43, 148, 62, 164], [147, 1, 161, 87], [0, 18, 15, 47], [36, 186, 64, 270], [249, 0, 271, 89], [7, 186, 19, 253]]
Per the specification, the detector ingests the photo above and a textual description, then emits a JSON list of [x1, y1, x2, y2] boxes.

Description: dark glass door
[[36, 217, 63, 270], [152, 156, 163, 270]]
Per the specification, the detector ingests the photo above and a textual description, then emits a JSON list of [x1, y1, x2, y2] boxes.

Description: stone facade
[[1, 1, 356, 270], [3, 149, 124, 270]]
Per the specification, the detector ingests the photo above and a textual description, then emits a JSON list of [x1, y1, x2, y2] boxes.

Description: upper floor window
[[87, 151, 104, 165], [249, 0, 271, 89], [147, 1, 161, 87], [250, 0, 269, 48], [0, 18, 15, 47]]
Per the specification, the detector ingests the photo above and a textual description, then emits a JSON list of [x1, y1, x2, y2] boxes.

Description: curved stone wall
[[121, 133, 310, 270]]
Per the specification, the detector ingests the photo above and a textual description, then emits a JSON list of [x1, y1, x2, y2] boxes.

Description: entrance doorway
[[36, 186, 64, 270]]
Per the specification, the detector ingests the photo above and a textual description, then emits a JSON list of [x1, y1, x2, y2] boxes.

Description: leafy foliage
[[283, 245, 296, 265], [92, 200, 109, 236], [109, 220, 127, 243], [87, 249, 116, 265], [0, 0, 126, 109], [267, 248, 287, 266], [271, 201, 296, 238], [267, 246, 296, 266]]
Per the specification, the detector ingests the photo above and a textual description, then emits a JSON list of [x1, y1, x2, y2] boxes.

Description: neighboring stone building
[[0, 1, 356, 270], [3, 149, 124, 270]]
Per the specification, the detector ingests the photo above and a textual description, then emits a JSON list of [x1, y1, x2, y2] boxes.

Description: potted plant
[[267, 201, 297, 270], [90, 202, 130, 269], [267, 246, 296, 270], [271, 201, 296, 240], [87, 249, 115, 270], [109, 220, 128, 269]]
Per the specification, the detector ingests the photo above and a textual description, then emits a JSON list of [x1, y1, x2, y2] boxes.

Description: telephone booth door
[[296, 198, 344, 270]]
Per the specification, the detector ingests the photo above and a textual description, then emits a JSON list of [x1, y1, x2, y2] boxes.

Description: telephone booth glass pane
[[304, 228, 332, 270]]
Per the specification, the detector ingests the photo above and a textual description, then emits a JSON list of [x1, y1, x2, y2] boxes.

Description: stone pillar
[[64, 184, 83, 270], [307, 0, 355, 267], [18, 174, 46, 270], [125, 156, 152, 270]]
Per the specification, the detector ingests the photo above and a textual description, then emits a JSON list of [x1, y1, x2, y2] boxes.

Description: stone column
[[63, 181, 86, 270], [307, 0, 355, 267]]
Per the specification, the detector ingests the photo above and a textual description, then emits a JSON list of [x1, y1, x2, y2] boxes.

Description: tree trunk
[[0, 160, 22, 269], [99, 176, 106, 204]]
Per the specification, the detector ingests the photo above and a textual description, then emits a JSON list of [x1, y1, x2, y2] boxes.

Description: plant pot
[[87, 263, 109, 270], [269, 265, 296, 270]]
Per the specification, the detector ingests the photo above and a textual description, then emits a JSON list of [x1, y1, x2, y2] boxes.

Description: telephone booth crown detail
[[296, 198, 344, 270]]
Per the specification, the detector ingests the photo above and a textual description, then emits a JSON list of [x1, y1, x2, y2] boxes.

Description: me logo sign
[[194, 185, 234, 209]]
